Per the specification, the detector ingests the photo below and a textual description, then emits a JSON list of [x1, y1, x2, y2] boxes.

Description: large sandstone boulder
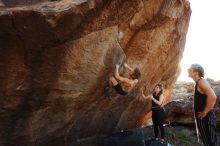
[[165, 95, 195, 126], [0, 0, 191, 145]]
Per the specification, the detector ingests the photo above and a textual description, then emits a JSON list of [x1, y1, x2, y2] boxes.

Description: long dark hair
[[153, 83, 164, 96]]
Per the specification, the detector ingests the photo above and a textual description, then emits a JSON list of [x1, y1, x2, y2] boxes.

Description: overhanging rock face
[[0, 0, 191, 145]]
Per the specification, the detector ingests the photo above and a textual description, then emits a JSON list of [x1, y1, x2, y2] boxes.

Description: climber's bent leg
[[103, 76, 117, 100], [109, 76, 118, 87]]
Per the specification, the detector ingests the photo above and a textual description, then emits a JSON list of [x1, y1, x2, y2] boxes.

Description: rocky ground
[[71, 126, 220, 146]]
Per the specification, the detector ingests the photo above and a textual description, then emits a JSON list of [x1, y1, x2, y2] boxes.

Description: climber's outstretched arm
[[115, 64, 130, 82], [124, 62, 134, 72], [141, 87, 152, 99]]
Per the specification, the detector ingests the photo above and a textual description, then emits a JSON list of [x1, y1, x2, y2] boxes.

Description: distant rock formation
[[165, 80, 220, 130], [0, 0, 191, 145]]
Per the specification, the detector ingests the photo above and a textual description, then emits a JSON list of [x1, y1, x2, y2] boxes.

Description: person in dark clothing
[[141, 84, 165, 141], [188, 64, 217, 146]]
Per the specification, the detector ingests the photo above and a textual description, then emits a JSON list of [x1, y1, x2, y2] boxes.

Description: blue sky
[[178, 0, 220, 81]]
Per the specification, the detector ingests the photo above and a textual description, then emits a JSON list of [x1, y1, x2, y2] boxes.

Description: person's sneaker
[[106, 93, 112, 100], [150, 137, 157, 141], [103, 85, 113, 100], [103, 81, 111, 94], [103, 85, 109, 93]]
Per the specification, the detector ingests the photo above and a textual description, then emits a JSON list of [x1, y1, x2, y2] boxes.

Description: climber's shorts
[[114, 84, 127, 96]]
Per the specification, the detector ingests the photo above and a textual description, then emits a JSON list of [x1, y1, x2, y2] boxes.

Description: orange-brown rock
[[0, 0, 191, 145]]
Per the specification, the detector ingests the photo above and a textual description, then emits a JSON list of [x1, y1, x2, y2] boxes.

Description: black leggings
[[196, 110, 217, 146], [152, 107, 165, 139]]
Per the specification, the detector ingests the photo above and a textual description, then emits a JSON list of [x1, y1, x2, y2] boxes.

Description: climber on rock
[[104, 62, 141, 99]]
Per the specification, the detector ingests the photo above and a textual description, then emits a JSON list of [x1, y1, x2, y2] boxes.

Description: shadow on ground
[[71, 126, 220, 146]]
